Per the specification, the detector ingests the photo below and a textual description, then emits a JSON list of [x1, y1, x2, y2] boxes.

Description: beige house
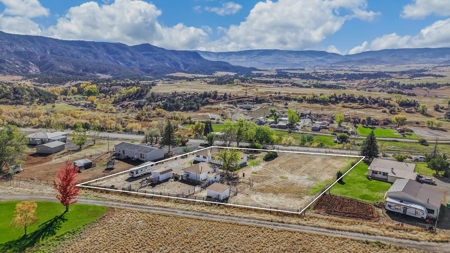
[[368, 158, 417, 183]]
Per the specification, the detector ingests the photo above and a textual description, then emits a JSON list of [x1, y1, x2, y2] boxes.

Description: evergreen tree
[[160, 121, 176, 153], [360, 131, 378, 160], [203, 120, 213, 136]]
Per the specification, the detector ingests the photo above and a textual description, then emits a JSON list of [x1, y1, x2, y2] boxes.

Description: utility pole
[[107, 135, 110, 153]]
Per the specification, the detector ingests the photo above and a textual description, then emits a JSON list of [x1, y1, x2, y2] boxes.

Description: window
[[122, 150, 125, 155], [382, 172, 388, 176], [426, 209, 435, 215], [140, 153, 145, 159]]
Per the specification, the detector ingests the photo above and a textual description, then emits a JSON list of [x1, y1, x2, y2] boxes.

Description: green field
[[0, 201, 107, 252], [330, 162, 392, 202], [380, 140, 450, 154], [415, 162, 435, 177], [357, 126, 419, 139]]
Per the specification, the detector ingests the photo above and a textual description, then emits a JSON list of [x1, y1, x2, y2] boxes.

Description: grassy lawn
[[380, 140, 450, 154], [357, 126, 419, 139], [39, 104, 78, 112], [330, 162, 392, 203], [415, 162, 435, 177], [0, 201, 107, 252]]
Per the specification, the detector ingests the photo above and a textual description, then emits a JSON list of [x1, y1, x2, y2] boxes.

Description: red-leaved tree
[[53, 161, 80, 212]]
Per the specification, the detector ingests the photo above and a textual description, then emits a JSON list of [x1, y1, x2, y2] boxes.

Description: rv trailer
[[129, 162, 156, 178], [385, 197, 427, 219]]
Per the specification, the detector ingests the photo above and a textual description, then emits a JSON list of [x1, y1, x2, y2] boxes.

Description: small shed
[[207, 183, 230, 201], [35, 141, 65, 154], [151, 168, 173, 182], [74, 159, 93, 171]]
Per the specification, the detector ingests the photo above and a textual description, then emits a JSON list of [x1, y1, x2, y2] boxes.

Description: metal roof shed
[[35, 141, 66, 154]]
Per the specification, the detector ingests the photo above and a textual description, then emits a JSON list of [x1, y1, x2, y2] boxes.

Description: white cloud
[[326, 45, 342, 54], [0, 0, 48, 35], [205, 2, 242, 16], [46, 0, 208, 50], [204, 0, 379, 51], [0, 0, 49, 18], [349, 18, 450, 54], [402, 0, 450, 19]]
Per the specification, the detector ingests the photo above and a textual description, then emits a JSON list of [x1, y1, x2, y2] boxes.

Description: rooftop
[[387, 179, 444, 209], [195, 148, 219, 157], [40, 141, 66, 148], [183, 162, 215, 174], [115, 142, 159, 153], [369, 158, 416, 173], [26, 131, 68, 139], [207, 182, 230, 193], [153, 168, 173, 175]]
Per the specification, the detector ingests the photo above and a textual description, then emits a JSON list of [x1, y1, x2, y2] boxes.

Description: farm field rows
[[314, 194, 379, 220], [54, 209, 411, 253]]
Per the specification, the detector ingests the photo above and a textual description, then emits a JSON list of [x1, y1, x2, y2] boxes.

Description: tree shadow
[[0, 213, 67, 252]]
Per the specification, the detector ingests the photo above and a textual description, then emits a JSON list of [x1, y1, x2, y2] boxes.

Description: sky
[[1, 0, 450, 54]]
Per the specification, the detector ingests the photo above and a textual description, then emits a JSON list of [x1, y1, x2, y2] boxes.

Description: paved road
[[0, 194, 448, 252]]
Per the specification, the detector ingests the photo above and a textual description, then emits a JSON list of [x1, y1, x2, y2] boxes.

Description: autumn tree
[[335, 114, 344, 127], [205, 133, 217, 146], [190, 121, 205, 138], [11, 201, 38, 236], [0, 124, 27, 172], [392, 114, 407, 127], [72, 123, 87, 150], [53, 161, 80, 212], [144, 128, 160, 144], [89, 120, 101, 145], [418, 104, 427, 115], [160, 120, 176, 153]]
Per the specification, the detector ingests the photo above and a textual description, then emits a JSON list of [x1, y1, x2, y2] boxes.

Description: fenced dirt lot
[[314, 194, 379, 221], [231, 153, 355, 211], [54, 209, 411, 253]]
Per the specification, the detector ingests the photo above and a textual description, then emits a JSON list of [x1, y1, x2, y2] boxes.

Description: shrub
[[393, 154, 407, 162], [263, 151, 278, 161], [250, 143, 263, 149], [418, 138, 428, 146]]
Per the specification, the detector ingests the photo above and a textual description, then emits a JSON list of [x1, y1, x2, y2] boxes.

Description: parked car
[[416, 175, 436, 185], [413, 156, 425, 162]]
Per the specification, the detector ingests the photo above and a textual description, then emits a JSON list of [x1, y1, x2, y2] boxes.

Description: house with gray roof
[[26, 131, 68, 145], [368, 158, 417, 183], [35, 141, 66, 154], [114, 142, 164, 162], [385, 179, 443, 219]]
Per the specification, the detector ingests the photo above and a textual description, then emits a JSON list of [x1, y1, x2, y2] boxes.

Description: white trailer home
[[385, 197, 427, 219], [151, 168, 173, 182], [115, 142, 164, 162], [129, 162, 156, 178]]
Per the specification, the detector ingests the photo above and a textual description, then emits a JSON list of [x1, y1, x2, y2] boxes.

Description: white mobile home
[[26, 131, 68, 145], [385, 179, 443, 219], [151, 168, 173, 182], [115, 142, 164, 162], [207, 183, 230, 201], [129, 162, 156, 178]]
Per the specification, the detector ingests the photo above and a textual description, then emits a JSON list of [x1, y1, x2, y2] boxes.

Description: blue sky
[[1, 0, 450, 54]]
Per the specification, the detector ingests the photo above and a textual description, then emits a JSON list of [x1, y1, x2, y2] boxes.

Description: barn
[[207, 183, 230, 201], [151, 168, 173, 182], [35, 141, 65, 154]]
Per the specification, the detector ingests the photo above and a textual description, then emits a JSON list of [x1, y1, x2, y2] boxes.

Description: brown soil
[[55, 209, 408, 253], [314, 194, 378, 221], [22, 153, 54, 166]]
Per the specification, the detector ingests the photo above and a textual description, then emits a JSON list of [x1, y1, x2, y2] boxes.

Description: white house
[[206, 172, 221, 183], [385, 179, 443, 219], [114, 142, 164, 162], [206, 183, 230, 201], [26, 131, 68, 145], [368, 158, 417, 183], [151, 168, 173, 182], [183, 162, 218, 182], [194, 148, 247, 166]]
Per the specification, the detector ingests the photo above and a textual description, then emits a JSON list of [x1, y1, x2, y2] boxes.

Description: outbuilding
[[35, 141, 66, 154], [74, 159, 93, 171], [385, 179, 443, 219], [207, 183, 230, 201], [151, 168, 173, 182], [26, 131, 68, 145]]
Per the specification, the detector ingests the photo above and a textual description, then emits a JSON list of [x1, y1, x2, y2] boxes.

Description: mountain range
[[0, 31, 253, 78], [198, 48, 450, 69], [1, 31, 450, 78]]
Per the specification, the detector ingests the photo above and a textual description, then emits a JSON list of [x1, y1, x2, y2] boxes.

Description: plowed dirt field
[[314, 194, 378, 221]]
